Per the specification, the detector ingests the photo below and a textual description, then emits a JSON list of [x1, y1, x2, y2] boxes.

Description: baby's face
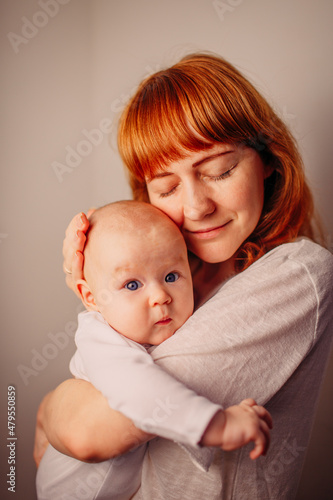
[[89, 223, 194, 345]]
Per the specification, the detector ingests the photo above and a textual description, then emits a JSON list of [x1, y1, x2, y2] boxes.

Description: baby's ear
[[76, 279, 99, 311]]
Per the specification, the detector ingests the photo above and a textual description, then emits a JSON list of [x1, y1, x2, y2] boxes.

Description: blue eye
[[165, 272, 179, 283], [125, 280, 141, 291]]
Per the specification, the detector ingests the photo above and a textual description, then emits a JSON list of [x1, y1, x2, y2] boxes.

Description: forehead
[[145, 142, 238, 180], [96, 220, 185, 268]]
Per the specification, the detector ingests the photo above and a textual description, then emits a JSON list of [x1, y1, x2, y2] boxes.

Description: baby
[[36, 201, 272, 500]]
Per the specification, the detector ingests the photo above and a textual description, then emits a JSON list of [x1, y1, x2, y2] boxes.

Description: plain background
[[1, 0, 332, 498]]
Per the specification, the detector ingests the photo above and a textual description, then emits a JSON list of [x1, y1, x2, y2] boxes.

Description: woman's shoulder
[[265, 237, 332, 261], [208, 237, 333, 312], [240, 237, 333, 274], [221, 238, 333, 314], [248, 238, 333, 280]]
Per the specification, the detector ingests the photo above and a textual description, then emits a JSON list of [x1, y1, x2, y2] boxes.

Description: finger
[[249, 430, 267, 460], [63, 229, 86, 273], [72, 250, 85, 283], [250, 438, 264, 460], [252, 406, 273, 429], [258, 419, 271, 455], [66, 212, 89, 235], [63, 213, 89, 259], [74, 212, 89, 230], [248, 413, 272, 459], [240, 398, 257, 408]]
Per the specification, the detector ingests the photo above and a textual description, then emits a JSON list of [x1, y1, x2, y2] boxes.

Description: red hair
[[118, 53, 321, 270]]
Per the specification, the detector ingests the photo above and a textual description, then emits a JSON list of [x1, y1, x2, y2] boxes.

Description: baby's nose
[[149, 284, 172, 307]]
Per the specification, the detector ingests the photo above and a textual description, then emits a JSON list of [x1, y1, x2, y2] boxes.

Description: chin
[[190, 244, 236, 265]]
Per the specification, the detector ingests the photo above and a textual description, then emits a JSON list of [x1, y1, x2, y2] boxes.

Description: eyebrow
[[147, 150, 234, 182], [113, 265, 133, 277], [192, 150, 234, 168]]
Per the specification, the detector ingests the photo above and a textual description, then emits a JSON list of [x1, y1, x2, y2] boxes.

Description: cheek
[[230, 174, 265, 219], [149, 196, 183, 227]]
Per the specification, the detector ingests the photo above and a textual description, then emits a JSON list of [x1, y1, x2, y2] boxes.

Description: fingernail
[[76, 213, 85, 228]]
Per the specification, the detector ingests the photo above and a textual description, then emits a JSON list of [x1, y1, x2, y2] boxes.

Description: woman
[[35, 53, 333, 499]]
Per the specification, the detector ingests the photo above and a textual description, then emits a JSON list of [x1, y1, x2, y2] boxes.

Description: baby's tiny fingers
[[240, 398, 257, 408], [250, 432, 266, 460], [259, 420, 271, 455], [252, 405, 273, 429]]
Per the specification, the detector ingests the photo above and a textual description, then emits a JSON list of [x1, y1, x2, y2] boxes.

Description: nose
[[182, 182, 215, 221], [148, 283, 172, 307]]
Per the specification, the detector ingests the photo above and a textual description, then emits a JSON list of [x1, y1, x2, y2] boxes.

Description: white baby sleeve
[[70, 311, 221, 450]]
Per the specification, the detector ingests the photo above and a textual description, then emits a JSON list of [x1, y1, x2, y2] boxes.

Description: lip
[[184, 221, 232, 240], [155, 317, 172, 326]]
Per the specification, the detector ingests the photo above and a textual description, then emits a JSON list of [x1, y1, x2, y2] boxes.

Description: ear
[[76, 279, 99, 312]]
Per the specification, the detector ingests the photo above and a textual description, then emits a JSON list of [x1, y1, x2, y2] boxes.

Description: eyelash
[[165, 271, 179, 283], [160, 187, 177, 198], [209, 164, 237, 182], [159, 165, 237, 198]]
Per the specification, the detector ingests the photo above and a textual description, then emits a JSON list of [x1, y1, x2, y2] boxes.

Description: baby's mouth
[[155, 317, 172, 326]]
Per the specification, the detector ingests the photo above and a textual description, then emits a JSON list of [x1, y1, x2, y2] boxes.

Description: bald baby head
[[83, 200, 186, 286], [77, 200, 193, 344]]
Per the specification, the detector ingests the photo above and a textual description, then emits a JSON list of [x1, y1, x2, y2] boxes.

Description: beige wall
[[1, 0, 332, 498]]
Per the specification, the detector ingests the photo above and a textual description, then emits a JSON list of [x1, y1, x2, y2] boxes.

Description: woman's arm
[[34, 379, 153, 465]]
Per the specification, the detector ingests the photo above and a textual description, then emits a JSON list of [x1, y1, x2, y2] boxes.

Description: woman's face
[[146, 143, 271, 264]]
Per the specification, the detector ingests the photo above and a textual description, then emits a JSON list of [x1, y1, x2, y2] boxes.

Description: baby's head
[[76, 201, 194, 345]]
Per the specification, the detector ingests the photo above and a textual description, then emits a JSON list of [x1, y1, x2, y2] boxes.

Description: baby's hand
[[220, 398, 273, 459], [201, 398, 273, 459]]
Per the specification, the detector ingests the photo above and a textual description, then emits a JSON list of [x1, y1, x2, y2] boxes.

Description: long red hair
[[118, 52, 321, 270]]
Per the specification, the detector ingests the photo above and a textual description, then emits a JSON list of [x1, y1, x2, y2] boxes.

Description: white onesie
[[36, 311, 221, 500]]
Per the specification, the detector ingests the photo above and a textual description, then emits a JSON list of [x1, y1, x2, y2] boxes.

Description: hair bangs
[[118, 62, 263, 182], [119, 74, 213, 181]]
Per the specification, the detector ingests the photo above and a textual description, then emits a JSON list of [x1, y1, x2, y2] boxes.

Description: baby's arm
[[72, 311, 271, 458], [71, 312, 220, 447]]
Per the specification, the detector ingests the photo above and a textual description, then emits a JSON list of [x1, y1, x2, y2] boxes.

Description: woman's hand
[[63, 211, 94, 296]]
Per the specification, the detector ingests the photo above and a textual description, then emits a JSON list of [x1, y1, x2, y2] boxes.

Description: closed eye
[[159, 185, 178, 198], [206, 164, 238, 182]]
